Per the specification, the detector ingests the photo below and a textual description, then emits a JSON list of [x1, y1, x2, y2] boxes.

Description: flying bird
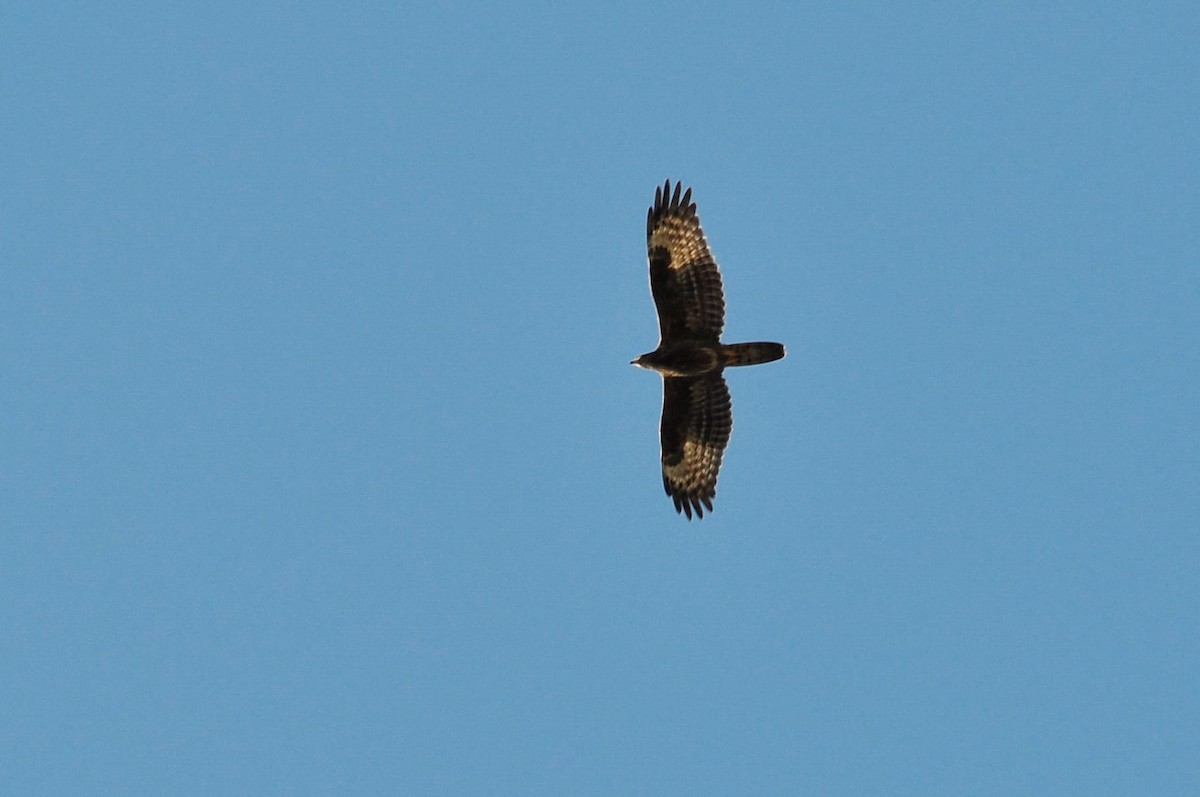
[[632, 180, 785, 519]]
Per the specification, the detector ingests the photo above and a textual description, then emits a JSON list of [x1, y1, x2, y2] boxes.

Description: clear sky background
[[3, 3, 1197, 795]]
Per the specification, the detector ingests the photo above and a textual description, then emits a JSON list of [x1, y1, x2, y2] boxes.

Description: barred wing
[[646, 180, 726, 342], [660, 374, 732, 519]]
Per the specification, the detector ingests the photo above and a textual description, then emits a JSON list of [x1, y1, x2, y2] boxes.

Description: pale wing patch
[[648, 217, 725, 340], [663, 439, 724, 493], [649, 216, 713, 272]]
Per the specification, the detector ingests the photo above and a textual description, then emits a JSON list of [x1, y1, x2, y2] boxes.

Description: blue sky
[[3, 2, 1197, 794]]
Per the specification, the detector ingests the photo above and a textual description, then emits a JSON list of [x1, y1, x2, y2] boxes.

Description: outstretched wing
[[660, 374, 733, 519], [646, 180, 725, 342]]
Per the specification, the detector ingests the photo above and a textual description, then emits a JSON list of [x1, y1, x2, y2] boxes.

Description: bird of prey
[[632, 180, 785, 519]]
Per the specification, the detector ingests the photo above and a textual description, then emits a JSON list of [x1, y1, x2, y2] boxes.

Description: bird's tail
[[721, 341, 786, 367]]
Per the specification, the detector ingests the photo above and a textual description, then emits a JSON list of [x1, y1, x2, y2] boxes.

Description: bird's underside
[[633, 180, 785, 519]]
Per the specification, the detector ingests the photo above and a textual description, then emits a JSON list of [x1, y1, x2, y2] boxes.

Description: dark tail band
[[721, 342, 786, 367]]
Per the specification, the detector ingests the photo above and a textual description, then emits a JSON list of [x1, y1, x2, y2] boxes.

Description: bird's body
[[634, 341, 786, 378], [633, 180, 785, 519]]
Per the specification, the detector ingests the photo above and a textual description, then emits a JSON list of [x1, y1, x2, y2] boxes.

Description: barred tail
[[721, 341, 786, 367]]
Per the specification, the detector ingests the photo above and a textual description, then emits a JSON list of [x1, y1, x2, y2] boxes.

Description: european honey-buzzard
[[632, 180, 785, 519]]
